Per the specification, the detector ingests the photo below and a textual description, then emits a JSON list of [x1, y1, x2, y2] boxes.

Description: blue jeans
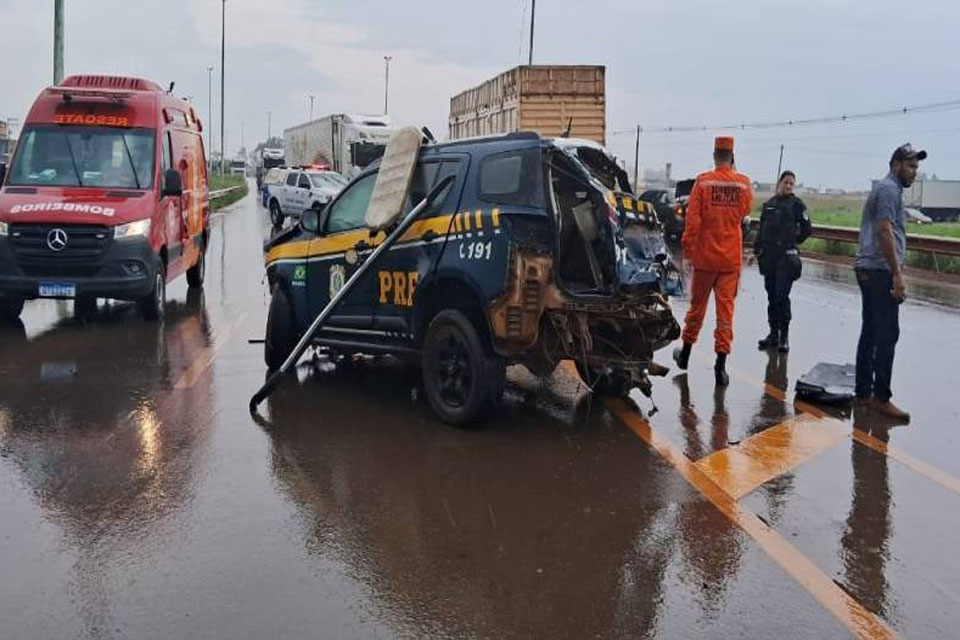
[[855, 269, 900, 402]]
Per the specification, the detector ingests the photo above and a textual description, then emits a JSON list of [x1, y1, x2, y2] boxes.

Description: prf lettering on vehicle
[[379, 271, 419, 307], [9, 202, 116, 216], [54, 114, 130, 127]]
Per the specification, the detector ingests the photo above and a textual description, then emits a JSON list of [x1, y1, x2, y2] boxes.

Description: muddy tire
[[139, 263, 166, 321], [187, 245, 206, 288], [575, 362, 633, 397], [269, 200, 284, 227], [265, 286, 297, 371], [422, 309, 502, 427], [0, 295, 24, 322]]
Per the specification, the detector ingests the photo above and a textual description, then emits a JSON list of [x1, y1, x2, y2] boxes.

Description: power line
[[611, 98, 960, 137]]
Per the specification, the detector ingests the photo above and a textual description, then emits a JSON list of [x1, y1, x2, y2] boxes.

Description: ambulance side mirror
[[162, 169, 183, 197]]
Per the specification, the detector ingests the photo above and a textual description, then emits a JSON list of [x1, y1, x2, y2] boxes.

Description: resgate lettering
[[53, 114, 130, 127]]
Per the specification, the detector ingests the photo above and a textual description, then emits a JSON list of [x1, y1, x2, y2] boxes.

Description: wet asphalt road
[[1, 184, 959, 639]]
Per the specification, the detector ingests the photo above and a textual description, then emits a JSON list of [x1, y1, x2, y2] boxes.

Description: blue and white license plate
[[38, 282, 76, 298]]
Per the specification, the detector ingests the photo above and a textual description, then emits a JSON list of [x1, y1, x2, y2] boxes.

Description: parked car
[[262, 132, 680, 426], [0, 74, 209, 321], [265, 168, 347, 227], [261, 167, 286, 207]]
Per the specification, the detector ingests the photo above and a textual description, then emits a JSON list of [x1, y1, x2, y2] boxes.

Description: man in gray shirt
[[854, 143, 926, 421]]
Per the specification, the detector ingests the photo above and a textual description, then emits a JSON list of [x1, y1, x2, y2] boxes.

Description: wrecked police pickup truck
[[263, 132, 680, 426]]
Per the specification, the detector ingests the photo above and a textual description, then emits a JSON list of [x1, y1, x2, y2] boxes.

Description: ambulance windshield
[[8, 125, 155, 190]]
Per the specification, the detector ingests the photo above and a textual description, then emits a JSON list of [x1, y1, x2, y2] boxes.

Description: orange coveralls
[[680, 167, 753, 354]]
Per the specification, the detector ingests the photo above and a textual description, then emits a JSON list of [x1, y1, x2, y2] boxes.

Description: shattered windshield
[[8, 125, 155, 189]]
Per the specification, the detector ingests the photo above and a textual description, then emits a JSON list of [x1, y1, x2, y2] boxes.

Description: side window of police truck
[[285, 172, 298, 187], [325, 173, 377, 233], [298, 173, 311, 190], [402, 162, 441, 214], [479, 149, 543, 207]]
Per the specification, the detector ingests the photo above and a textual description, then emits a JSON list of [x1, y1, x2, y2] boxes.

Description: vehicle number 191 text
[[459, 241, 492, 261]]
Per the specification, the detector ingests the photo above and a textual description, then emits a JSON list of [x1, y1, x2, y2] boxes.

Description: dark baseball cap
[[891, 143, 927, 163]]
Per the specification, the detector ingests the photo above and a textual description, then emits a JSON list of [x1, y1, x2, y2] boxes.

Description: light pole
[[307, 94, 315, 122], [634, 125, 641, 193], [267, 111, 272, 141], [219, 0, 226, 175], [383, 56, 392, 115], [53, 0, 64, 83], [206, 66, 213, 170], [528, 0, 536, 66]]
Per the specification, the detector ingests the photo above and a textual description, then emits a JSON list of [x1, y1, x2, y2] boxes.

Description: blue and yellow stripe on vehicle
[[264, 208, 502, 267]]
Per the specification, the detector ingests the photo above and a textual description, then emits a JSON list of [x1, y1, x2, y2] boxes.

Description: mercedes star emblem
[[46, 228, 68, 252]]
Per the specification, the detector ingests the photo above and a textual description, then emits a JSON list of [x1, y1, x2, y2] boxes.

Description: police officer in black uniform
[[753, 170, 811, 352]]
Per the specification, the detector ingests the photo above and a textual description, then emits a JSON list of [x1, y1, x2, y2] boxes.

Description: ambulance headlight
[[114, 219, 151, 239], [0, 222, 7, 236]]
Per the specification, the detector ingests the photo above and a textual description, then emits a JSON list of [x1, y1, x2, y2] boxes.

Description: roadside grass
[[210, 174, 248, 211]]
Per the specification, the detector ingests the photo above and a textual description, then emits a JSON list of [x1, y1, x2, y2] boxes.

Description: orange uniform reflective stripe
[[682, 167, 753, 272]]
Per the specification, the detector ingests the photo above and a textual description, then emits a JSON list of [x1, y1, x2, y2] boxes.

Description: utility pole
[[776, 144, 784, 185], [240, 120, 245, 152], [383, 56, 392, 115], [528, 0, 536, 66], [206, 66, 213, 170], [219, 0, 226, 175], [267, 111, 272, 141], [634, 125, 641, 193], [307, 94, 315, 122], [53, 0, 64, 84]]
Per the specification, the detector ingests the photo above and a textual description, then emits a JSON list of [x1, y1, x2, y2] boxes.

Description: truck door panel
[[159, 131, 182, 269], [307, 171, 378, 330], [282, 171, 298, 213], [372, 158, 465, 335]]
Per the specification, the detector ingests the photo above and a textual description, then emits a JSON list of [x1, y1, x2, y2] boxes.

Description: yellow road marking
[[606, 398, 896, 640], [174, 313, 245, 389], [695, 413, 849, 499], [723, 359, 960, 499]]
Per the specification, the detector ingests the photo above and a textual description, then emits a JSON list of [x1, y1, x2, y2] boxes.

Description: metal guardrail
[[809, 224, 960, 258], [209, 184, 245, 200]]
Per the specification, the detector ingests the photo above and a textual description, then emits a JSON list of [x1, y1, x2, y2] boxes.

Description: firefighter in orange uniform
[[673, 136, 753, 386]]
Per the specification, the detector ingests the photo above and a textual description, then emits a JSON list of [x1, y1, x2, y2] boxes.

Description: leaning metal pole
[[248, 175, 456, 413]]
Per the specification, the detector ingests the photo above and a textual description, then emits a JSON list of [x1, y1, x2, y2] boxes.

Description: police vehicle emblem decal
[[329, 265, 346, 298]]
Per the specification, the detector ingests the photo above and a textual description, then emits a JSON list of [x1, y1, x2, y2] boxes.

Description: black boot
[[758, 325, 779, 349], [673, 342, 692, 370], [714, 353, 729, 387], [778, 325, 790, 353]]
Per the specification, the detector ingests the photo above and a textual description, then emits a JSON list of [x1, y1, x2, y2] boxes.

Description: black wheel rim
[[431, 326, 473, 409]]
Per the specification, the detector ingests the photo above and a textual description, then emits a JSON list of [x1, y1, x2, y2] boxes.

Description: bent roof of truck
[[24, 75, 202, 131]]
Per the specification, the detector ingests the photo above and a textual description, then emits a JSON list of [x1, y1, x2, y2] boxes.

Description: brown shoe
[[854, 395, 872, 407], [870, 398, 911, 422]]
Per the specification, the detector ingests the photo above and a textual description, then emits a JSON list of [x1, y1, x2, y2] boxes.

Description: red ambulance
[[0, 75, 209, 320]]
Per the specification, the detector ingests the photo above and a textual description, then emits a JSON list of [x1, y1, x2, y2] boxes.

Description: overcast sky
[[1, 0, 957, 189]]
